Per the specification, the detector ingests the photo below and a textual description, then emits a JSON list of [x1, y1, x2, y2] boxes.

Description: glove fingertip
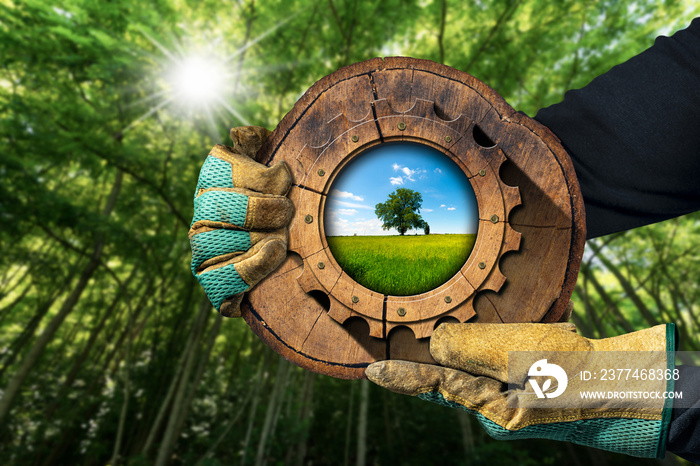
[[219, 294, 244, 318], [236, 238, 287, 287], [365, 360, 388, 382], [230, 126, 272, 157]]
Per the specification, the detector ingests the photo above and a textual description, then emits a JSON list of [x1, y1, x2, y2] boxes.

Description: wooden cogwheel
[[241, 57, 586, 379]]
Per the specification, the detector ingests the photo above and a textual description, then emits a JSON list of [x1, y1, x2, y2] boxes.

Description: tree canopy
[[375, 188, 426, 235]]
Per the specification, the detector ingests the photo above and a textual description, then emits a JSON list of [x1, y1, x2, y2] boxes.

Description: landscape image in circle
[[324, 142, 479, 296]]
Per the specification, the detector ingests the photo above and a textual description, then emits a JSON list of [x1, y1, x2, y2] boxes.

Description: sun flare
[[168, 56, 227, 105]]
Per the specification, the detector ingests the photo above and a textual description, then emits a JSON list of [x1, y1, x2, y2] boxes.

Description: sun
[[168, 55, 227, 106], [123, 14, 299, 134]]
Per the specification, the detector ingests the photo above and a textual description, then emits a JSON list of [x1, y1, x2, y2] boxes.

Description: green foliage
[[0, 0, 697, 464], [327, 234, 475, 295], [375, 187, 426, 235]]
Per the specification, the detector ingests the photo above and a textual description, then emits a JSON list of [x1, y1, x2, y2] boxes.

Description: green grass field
[[326, 234, 476, 296]]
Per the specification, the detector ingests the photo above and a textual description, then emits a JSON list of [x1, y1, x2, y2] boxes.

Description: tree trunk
[[588, 241, 659, 327], [456, 410, 475, 460], [582, 264, 635, 333], [141, 295, 208, 456], [241, 349, 271, 466], [168, 315, 223, 456], [343, 381, 356, 466], [0, 170, 123, 427], [254, 355, 290, 466], [0, 273, 74, 380], [356, 379, 369, 466], [294, 371, 316, 466], [153, 298, 211, 466], [110, 294, 135, 466]]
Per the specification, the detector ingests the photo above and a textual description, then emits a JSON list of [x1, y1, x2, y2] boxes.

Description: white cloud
[[440, 204, 446, 208], [422, 208, 433, 212], [335, 208, 357, 216], [447, 207, 456, 211], [330, 189, 364, 201], [326, 216, 390, 236], [329, 200, 374, 210], [434, 168, 442, 174], [389, 176, 403, 185], [392, 163, 420, 182]]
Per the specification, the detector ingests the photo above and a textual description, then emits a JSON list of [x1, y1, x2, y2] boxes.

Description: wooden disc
[[242, 57, 585, 379]]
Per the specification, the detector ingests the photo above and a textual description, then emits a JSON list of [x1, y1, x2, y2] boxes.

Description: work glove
[[366, 322, 677, 459], [189, 126, 293, 317]]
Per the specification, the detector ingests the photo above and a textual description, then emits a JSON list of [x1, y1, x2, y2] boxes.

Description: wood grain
[[243, 57, 585, 379]]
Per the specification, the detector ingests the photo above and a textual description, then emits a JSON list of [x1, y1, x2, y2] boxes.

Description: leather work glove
[[366, 323, 678, 459], [189, 126, 293, 317]]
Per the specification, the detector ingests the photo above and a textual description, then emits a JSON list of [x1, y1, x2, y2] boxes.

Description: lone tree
[[375, 188, 427, 235]]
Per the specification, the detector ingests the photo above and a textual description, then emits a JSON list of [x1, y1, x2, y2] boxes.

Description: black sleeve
[[533, 19, 700, 462], [668, 365, 700, 464], [534, 17, 700, 239]]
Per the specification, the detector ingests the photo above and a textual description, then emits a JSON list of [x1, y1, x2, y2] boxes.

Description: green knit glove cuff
[[419, 392, 666, 458]]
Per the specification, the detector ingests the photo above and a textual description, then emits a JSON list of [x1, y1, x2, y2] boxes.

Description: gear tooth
[[328, 298, 352, 324], [503, 224, 521, 254], [372, 98, 396, 117], [482, 263, 507, 294], [325, 113, 352, 144], [297, 262, 325, 294], [495, 149, 507, 166], [411, 322, 433, 339], [367, 318, 384, 339], [406, 98, 435, 118], [451, 301, 476, 323], [503, 185, 522, 213], [309, 133, 332, 149]]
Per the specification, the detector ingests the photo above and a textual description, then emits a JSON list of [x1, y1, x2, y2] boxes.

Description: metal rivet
[[351, 135, 359, 142], [444, 296, 452, 303], [397, 122, 406, 131], [317, 262, 325, 269], [397, 307, 406, 316], [479, 169, 486, 176], [317, 169, 325, 176], [352, 296, 359, 303], [490, 214, 499, 224], [305, 215, 313, 224], [478, 262, 486, 269], [444, 135, 452, 143]]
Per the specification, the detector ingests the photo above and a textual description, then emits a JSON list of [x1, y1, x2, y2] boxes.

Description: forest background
[[1, 0, 699, 465]]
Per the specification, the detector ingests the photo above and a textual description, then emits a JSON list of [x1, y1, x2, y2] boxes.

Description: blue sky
[[324, 142, 479, 236]]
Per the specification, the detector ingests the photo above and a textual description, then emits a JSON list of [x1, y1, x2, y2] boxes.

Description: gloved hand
[[189, 126, 293, 317], [366, 322, 677, 459]]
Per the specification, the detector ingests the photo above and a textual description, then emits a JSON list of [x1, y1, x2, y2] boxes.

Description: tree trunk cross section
[[243, 57, 585, 379]]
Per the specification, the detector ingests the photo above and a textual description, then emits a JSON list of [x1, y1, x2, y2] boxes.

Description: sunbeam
[[121, 12, 303, 135]]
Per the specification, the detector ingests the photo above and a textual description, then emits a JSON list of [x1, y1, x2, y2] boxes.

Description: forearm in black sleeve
[[534, 18, 700, 462], [534, 17, 700, 239], [667, 365, 700, 464]]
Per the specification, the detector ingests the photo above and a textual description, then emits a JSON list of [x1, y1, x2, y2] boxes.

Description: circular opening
[[324, 142, 479, 296]]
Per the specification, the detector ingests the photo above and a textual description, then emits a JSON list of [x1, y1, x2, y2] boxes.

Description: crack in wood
[[300, 311, 323, 350]]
